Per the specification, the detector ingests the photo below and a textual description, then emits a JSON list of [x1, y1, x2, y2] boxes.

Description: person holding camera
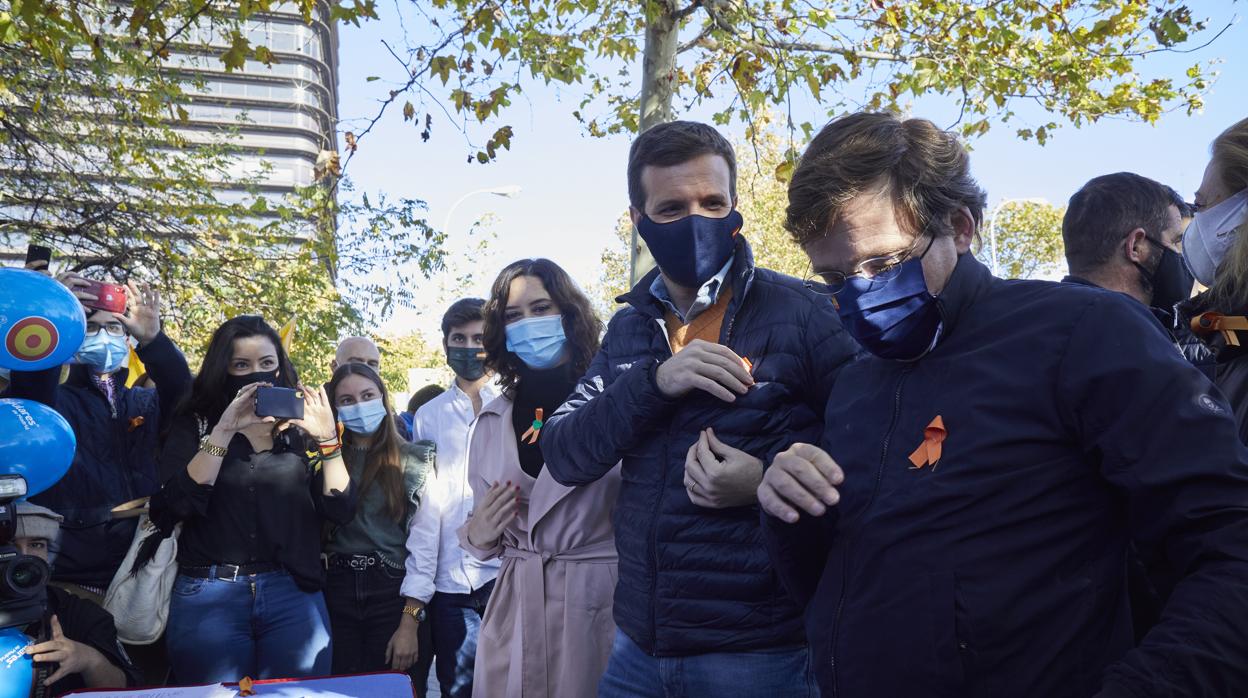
[[323, 363, 435, 676], [2, 272, 191, 599], [13, 502, 139, 694], [150, 315, 353, 683]]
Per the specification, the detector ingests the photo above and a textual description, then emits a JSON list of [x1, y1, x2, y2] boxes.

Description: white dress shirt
[[403, 379, 502, 602]]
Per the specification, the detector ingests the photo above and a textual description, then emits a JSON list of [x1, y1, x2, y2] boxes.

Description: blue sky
[[334, 3, 1247, 339]]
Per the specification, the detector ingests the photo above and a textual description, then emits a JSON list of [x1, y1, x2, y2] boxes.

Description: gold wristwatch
[[198, 434, 228, 457], [402, 604, 427, 623]]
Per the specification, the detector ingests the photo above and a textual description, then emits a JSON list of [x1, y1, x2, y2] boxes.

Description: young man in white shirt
[[402, 298, 500, 698]]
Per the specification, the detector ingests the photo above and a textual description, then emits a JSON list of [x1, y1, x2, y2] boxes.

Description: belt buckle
[[224, 564, 242, 582], [349, 555, 373, 571]]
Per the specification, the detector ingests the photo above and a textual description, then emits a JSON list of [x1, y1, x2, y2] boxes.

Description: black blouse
[[152, 413, 355, 591], [511, 362, 580, 478]]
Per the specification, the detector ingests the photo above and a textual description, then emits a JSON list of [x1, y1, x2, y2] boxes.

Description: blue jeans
[[597, 629, 819, 698], [166, 570, 332, 684], [421, 580, 494, 698]]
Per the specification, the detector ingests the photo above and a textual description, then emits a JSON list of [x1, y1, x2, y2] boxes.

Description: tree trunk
[[629, 0, 681, 286]]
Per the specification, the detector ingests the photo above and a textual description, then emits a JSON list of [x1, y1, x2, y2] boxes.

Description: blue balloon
[[0, 399, 75, 498], [0, 268, 86, 371], [0, 627, 34, 698]]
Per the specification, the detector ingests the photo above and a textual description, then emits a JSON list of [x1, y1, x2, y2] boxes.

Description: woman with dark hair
[[457, 258, 620, 697], [152, 315, 353, 683], [323, 363, 435, 676]]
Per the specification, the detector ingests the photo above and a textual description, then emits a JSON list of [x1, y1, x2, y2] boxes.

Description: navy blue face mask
[[833, 239, 942, 362], [636, 210, 743, 288]]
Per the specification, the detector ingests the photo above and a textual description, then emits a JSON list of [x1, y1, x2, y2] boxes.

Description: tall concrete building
[[173, 2, 340, 216]]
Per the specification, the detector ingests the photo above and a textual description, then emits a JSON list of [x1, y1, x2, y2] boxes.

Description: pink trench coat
[[457, 394, 621, 698]]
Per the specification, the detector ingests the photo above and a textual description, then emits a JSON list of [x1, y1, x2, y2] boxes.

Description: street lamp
[[442, 185, 522, 235], [985, 197, 1048, 276]]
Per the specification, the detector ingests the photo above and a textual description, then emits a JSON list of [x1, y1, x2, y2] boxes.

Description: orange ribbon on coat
[[521, 408, 544, 445], [908, 416, 946, 470]]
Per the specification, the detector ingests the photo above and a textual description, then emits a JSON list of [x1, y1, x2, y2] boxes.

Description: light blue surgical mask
[[338, 398, 389, 434], [505, 315, 567, 370], [75, 333, 129, 374]]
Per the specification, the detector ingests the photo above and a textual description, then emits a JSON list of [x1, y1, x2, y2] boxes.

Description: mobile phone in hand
[[80, 279, 128, 314], [24, 244, 51, 271], [255, 386, 305, 420]]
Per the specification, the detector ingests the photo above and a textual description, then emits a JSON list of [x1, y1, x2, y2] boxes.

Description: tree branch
[[672, 0, 704, 20]]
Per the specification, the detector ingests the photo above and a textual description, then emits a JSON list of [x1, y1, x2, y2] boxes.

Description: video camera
[[0, 476, 49, 631]]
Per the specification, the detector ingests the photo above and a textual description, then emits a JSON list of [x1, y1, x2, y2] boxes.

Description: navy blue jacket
[[543, 238, 859, 656], [4, 333, 192, 588], [764, 254, 1248, 697]]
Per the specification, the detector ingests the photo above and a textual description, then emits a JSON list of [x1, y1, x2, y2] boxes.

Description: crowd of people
[[3, 109, 1248, 698]]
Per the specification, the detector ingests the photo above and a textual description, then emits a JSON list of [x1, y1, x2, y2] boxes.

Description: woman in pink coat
[[458, 258, 621, 698]]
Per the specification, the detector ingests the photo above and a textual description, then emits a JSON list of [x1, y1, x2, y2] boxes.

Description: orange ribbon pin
[[908, 416, 946, 470], [521, 408, 544, 445]]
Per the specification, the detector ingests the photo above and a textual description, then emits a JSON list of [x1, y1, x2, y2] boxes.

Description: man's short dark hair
[[627, 121, 737, 211], [1062, 173, 1174, 275], [407, 384, 445, 413], [1164, 185, 1195, 219], [441, 298, 486, 339]]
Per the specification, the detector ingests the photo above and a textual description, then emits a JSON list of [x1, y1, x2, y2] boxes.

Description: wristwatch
[[402, 604, 427, 623], [198, 434, 228, 457]]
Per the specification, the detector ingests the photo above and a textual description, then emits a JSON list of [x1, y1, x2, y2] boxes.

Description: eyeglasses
[[803, 233, 936, 296], [85, 322, 127, 337]]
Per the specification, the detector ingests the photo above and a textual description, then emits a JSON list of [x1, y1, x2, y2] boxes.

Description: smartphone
[[255, 386, 305, 420], [80, 279, 128, 314], [25, 244, 51, 271]]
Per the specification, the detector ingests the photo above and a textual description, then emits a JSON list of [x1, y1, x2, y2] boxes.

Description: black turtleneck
[[511, 362, 580, 478]]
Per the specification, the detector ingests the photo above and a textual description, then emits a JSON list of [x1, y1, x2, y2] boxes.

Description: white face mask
[[1184, 189, 1248, 286]]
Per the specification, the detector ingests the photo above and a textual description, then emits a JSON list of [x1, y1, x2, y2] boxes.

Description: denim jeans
[[324, 562, 407, 675], [422, 580, 494, 698], [597, 629, 819, 698], [166, 570, 332, 684]]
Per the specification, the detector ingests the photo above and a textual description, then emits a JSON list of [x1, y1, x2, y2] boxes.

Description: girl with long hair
[[323, 363, 435, 676], [1179, 117, 1248, 440], [456, 258, 621, 697], [152, 315, 352, 683]]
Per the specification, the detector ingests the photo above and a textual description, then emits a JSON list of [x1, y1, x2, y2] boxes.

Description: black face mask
[[224, 369, 280, 397], [1136, 239, 1194, 313], [446, 346, 486, 381]]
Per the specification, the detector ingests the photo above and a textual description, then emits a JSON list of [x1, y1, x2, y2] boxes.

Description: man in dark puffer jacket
[[542, 121, 858, 696]]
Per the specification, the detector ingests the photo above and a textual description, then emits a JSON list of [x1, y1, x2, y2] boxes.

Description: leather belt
[[324, 553, 402, 571], [180, 562, 282, 581], [325, 553, 381, 571]]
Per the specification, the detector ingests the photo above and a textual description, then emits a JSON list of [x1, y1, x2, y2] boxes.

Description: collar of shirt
[[447, 377, 500, 407], [650, 254, 735, 324]]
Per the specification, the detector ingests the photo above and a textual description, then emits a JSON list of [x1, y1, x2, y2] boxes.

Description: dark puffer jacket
[[542, 237, 859, 656], [3, 332, 191, 588]]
